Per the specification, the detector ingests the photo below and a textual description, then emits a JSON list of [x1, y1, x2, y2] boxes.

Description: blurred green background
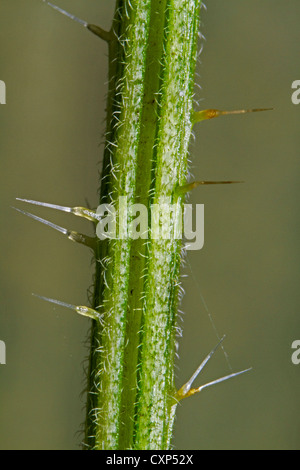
[[0, 0, 299, 450]]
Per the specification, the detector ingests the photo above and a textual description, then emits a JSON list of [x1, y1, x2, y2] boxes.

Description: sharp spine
[[33, 294, 102, 322], [176, 181, 244, 196], [16, 198, 99, 223], [13, 207, 97, 250], [193, 107, 273, 124], [43, 1, 88, 27], [176, 337, 252, 401], [13, 207, 68, 235], [43, 1, 113, 42]]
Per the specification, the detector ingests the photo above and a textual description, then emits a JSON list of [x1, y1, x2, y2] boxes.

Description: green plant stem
[[85, 0, 202, 450]]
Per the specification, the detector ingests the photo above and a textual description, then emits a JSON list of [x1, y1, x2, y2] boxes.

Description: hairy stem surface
[[85, 0, 202, 450]]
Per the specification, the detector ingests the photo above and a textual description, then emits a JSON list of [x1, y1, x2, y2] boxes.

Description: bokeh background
[[0, 0, 299, 450]]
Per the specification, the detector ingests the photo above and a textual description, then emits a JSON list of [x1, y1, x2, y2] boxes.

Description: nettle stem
[[14, 0, 252, 451], [85, 0, 202, 450]]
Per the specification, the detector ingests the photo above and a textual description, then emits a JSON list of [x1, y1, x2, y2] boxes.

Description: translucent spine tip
[[193, 368, 253, 395], [176, 181, 244, 196], [13, 207, 68, 235], [42, 1, 113, 42], [13, 207, 97, 250], [16, 198, 72, 213], [43, 1, 88, 27], [33, 294, 75, 310], [33, 294, 102, 322], [16, 198, 99, 223]]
